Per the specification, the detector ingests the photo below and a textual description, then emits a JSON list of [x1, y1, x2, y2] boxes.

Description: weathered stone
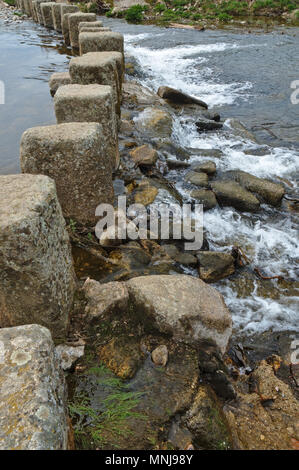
[[20, 123, 114, 226], [98, 336, 142, 379], [51, 2, 63, 32], [123, 81, 163, 107], [157, 86, 208, 109], [134, 180, 159, 206], [152, 345, 168, 367], [185, 170, 209, 187], [211, 180, 260, 212], [79, 31, 124, 57], [40, 2, 55, 28], [0, 175, 75, 339], [68, 12, 96, 49], [23, 0, 32, 16], [126, 274, 232, 354], [69, 51, 123, 116], [61, 5, 79, 46], [134, 107, 173, 138], [192, 160, 216, 175], [78, 20, 103, 31], [83, 278, 129, 322], [54, 84, 119, 169], [55, 344, 85, 371], [0, 324, 68, 450], [129, 144, 158, 167], [175, 252, 198, 267], [49, 71, 71, 97], [79, 26, 111, 33], [228, 170, 285, 206], [197, 251, 235, 283], [31, 0, 38, 21], [190, 189, 217, 211]]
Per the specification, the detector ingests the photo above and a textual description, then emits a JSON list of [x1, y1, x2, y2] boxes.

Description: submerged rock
[[126, 274, 232, 354], [196, 119, 223, 132], [192, 160, 216, 175], [134, 107, 173, 138], [129, 144, 158, 167], [226, 118, 258, 143], [157, 86, 208, 109], [197, 251, 235, 283], [211, 180, 260, 212]]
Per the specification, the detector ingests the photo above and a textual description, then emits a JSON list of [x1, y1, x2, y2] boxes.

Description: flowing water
[[0, 16, 298, 339]]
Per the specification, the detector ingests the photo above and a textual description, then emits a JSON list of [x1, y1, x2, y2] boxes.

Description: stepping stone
[[40, 2, 55, 28], [52, 2, 63, 32], [78, 20, 103, 31], [61, 4, 79, 46], [68, 12, 96, 49], [79, 31, 124, 57], [49, 71, 71, 97]]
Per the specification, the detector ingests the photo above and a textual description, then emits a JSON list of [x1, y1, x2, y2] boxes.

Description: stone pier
[[79, 31, 124, 57], [54, 84, 119, 169], [61, 4, 79, 46], [69, 51, 124, 116], [0, 324, 68, 450], [49, 71, 71, 97], [0, 174, 76, 339], [41, 2, 55, 29], [52, 2, 64, 32], [68, 12, 96, 50], [20, 123, 114, 225], [31, 0, 38, 21], [33, 0, 46, 24], [24, 0, 32, 16]]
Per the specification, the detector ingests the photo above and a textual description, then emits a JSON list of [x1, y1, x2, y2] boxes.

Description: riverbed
[[0, 14, 298, 342]]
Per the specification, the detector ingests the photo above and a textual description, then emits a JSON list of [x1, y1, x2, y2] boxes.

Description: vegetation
[[125, 4, 149, 23], [4, 0, 16, 6]]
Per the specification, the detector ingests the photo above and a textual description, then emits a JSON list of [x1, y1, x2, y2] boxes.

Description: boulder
[[211, 181, 260, 212], [197, 251, 235, 283], [129, 144, 158, 167], [190, 189, 217, 211], [126, 274, 232, 354], [123, 81, 163, 107], [55, 344, 85, 371], [0, 324, 68, 450], [61, 5, 79, 46], [49, 71, 71, 97], [83, 278, 129, 322], [133, 179, 159, 206], [192, 160, 216, 175], [20, 122, 114, 226], [79, 31, 124, 56], [54, 84, 118, 169], [134, 107, 173, 138], [0, 175, 76, 339], [185, 171, 209, 187], [228, 170, 285, 206], [68, 12, 96, 49], [40, 2, 55, 28], [157, 86, 208, 109]]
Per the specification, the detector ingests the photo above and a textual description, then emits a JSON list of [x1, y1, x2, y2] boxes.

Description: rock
[[34, 0, 47, 24], [161, 244, 179, 259], [228, 170, 285, 206], [98, 210, 138, 247], [188, 148, 223, 158], [61, 5, 79, 46], [51, 3, 62, 32], [79, 31, 124, 56], [190, 189, 217, 211], [69, 51, 123, 116], [192, 160, 216, 175], [196, 119, 223, 132], [197, 251, 235, 283], [68, 12, 96, 49], [98, 336, 142, 379], [54, 84, 118, 170], [129, 144, 158, 167], [168, 420, 193, 450], [134, 180, 158, 205], [123, 81, 163, 107], [0, 175, 76, 339], [20, 122, 114, 226], [120, 119, 135, 135], [211, 181, 260, 212], [126, 274, 232, 354], [167, 159, 190, 170], [224, 358, 299, 449], [40, 2, 54, 29], [184, 385, 232, 449], [55, 344, 85, 371], [175, 252, 198, 267], [112, 0, 147, 12], [83, 278, 129, 322], [151, 345, 168, 367], [134, 107, 173, 138], [78, 20, 103, 31], [79, 26, 110, 33], [157, 86, 208, 109], [226, 118, 258, 143], [0, 324, 68, 450], [49, 71, 71, 97], [185, 171, 209, 187]]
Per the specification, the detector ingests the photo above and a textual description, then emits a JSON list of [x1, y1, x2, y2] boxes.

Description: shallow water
[[0, 16, 298, 337]]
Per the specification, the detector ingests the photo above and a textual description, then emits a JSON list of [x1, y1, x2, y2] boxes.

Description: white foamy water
[[124, 31, 299, 335]]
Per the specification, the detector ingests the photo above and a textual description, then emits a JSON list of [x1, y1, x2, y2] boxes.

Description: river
[[0, 15, 298, 340]]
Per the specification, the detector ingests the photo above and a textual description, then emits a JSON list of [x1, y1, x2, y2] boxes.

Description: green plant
[[69, 219, 77, 233], [4, 0, 15, 5], [217, 12, 233, 21], [105, 8, 113, 17], [125, 4, 145, 23], [154, 2, 166, 12]]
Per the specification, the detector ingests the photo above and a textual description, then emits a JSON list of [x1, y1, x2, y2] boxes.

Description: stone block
[[61, 4, 79, 46], [68, 12, 96, 49], [52, 2, 63, 31], [49, 71, 71, 97], [79, 31, 124, 57], [40, 2, 55, 28]]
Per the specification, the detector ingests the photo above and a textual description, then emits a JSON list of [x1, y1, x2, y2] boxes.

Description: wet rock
[[167, 159, 190, 170], [226, 118, 258, 143], [55, 344, 85, 371], [151, 345, 168, 367], [0, 324, 68, 450], [129, 144, 158, 167], [134, 179, 159, 205], [185, 171, 209, 187], [98, 336, 142, 379], [98, 210, 138, 247], [188, 148, 223, 158], [126, 274, 232, 354], [79, 31, 124, 56], [175, 252, 198, 267], [190, 189, 217, 211], [168, 420, 193, 450], [0, 175, 75, 339], [20, 122, 114, 226], [123, 81, 163, 107], [197, 251, 235, 283], [211, 180, 260, 212], [83, 278, 129, 322], [68, 12, 96, 49], [157, 86, 208, 109], [196, 119, 223, 132], [192, 160, 216, 175], [54, 84, 118, 170], [49, 71, 71, 97], [120, 119, 135, 135], [183, 385, 232, 449], [228, 170, 285, 206], [161, 244, 180, 259], [40, 2, 54, 29], [134, 107, 173, 138], [61, 5, 79, 46]]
